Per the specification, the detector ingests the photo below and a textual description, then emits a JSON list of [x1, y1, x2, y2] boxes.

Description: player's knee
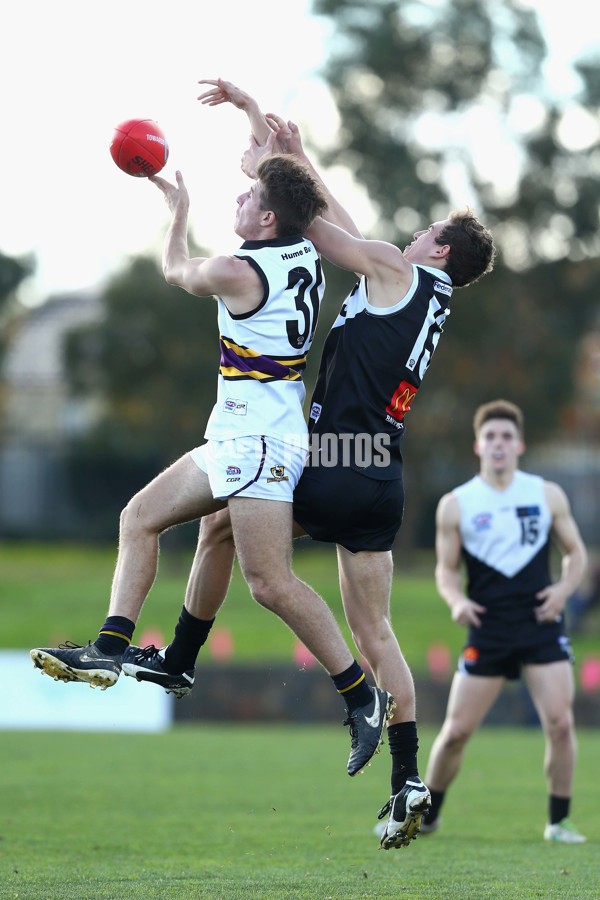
[[442, 721, 473, 750], [119, 495, 154, 539], [245, 573, 281, 612], [546, 709, 574, 742]]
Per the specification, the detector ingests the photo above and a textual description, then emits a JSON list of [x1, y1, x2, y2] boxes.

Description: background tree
[[311, 0, 600, 544], [0, 250, 35, 358], [64, 253, 219, 464], [0, 250, 35, 433]]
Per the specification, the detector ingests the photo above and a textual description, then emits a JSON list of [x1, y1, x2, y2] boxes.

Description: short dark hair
[[256, 155, 327, 237], [473, 399, 524, 438], [437, 209, 496, 288]]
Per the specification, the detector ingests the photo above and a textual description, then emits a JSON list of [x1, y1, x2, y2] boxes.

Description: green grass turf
[[0, 725, 597, 899], [2, 542, 600, 680]]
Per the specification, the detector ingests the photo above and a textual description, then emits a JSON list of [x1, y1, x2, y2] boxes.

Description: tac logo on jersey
[[472, 512, 492, 532], [267, 465, 289, 483], [385, 380, 417, 423], [226, 466, 241, 476], [310, 402, 322, 423], [223, 398, 248, 415], [462, 646, 479, 664]]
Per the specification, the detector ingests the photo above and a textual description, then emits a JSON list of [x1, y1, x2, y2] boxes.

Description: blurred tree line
[[0, 251, 34, 363], [3, 0, 599, 545], [310, 0, 600, 543]]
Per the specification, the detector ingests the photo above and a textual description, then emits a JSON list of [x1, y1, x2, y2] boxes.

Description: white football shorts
[[189, 435, 307, 502]]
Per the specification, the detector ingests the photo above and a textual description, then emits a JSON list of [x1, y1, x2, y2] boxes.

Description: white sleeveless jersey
[[454, 470, 553, 604], [204, 235, 325, 445]]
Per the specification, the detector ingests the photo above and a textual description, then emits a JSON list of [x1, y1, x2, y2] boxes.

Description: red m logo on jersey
[[386, 381, 418, 421]]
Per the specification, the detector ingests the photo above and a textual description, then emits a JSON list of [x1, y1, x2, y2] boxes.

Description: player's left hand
[[534, 584, 568, 622], [149, 171, 190, 214]]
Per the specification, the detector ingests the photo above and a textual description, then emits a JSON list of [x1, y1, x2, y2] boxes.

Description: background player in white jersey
[[421, 399, 587, 843], [122, 79, 496, 850], [31, 145, 393, 780]]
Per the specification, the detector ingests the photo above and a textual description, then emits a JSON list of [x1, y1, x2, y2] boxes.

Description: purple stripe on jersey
[[220, 342, 299, 380], [229, 436, 267, 497]]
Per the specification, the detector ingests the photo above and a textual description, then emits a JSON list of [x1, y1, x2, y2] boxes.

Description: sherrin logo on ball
[[110, 118, 169, 177]]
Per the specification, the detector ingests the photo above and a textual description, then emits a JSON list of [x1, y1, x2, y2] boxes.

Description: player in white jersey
[[190, 232, 325, 499], [31, 139, 394, 780], [422, 400, 587, 843], [121, 79, 496, 850]]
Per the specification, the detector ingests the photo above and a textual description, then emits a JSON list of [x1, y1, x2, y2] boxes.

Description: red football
[[110, 118, 169, 177]]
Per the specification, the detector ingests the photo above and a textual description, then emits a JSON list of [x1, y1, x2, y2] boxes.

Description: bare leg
[[108, 455, 224, 621], [336, 546, 414, 724], [30, 454, 224, 689], [425, 672, 504, 791], [184, 509, 236, 619], [524, 662, 577, 797], [228, 496, 354, 675], [183, 510, 307, 619]]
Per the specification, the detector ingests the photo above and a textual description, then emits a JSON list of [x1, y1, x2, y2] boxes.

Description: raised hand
[[240, 130, 281, 179], [264, 114, 306, 158], [197, 78, 271, 146], [197, 78, 255, 112], [149, 171, 190, 215]]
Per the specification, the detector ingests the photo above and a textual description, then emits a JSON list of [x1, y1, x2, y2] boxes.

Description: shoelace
[[58, 640, 88, 650], [377, 798, 393, 820], [135, 644, 162, 661], [342, 712, 358, 748]]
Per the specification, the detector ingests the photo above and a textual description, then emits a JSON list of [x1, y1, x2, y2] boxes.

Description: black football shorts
[[292, 463, 404, 553], [458, 619, 574, 680]]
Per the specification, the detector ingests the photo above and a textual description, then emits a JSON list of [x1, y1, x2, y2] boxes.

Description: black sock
[[424, 789, 446, 824], [95, 616, 135, 655], [163, 606, 215, 673], [332, 660, 372, 711], [549, 794, 570, 825], [388, 721, 419, 794]]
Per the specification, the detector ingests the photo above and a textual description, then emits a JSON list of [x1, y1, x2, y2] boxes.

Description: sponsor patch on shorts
[[462, 646, 479, 664], [223, 398, 247, 415]]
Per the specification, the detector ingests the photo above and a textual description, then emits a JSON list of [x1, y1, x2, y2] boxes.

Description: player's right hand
[[451, 597, 487, 628]]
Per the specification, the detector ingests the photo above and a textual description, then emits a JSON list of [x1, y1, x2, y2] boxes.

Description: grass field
[[1, 543, 599, 897], [1, 725, 598, 899], [2, 542, 600, 680]]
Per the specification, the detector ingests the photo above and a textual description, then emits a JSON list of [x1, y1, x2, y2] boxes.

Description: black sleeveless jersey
[[307, 265, 452, 480]]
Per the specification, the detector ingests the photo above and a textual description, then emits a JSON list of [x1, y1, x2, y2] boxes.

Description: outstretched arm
[[197, 78, 363, 238], [266, 115, 363, 238], [150, 171, 263, 312], [197, 78, 272, 145]]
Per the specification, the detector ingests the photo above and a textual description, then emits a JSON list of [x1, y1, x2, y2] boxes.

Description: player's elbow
[[162, 262, 184, 287]]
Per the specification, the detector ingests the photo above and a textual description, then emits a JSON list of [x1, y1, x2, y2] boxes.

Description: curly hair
[[437, 209, 496, 288], [256, 155, 328, 237]]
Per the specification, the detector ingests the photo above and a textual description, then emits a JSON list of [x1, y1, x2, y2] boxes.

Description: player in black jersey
[[122, 79, 495, 849], [420, 400, 587, 843]]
